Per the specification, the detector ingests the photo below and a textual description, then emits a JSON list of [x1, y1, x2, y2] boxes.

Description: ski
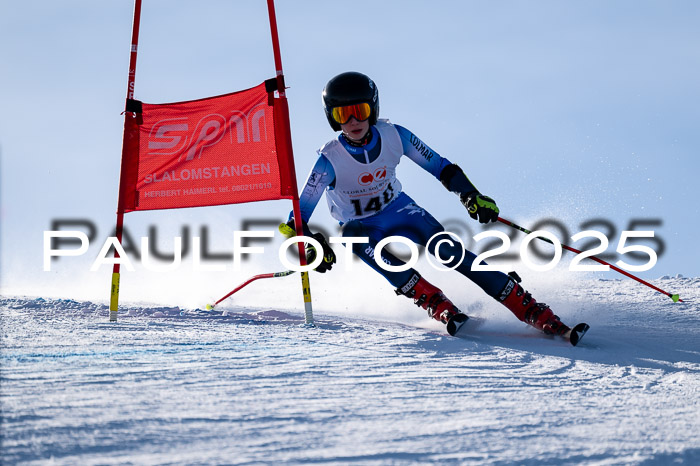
[[566, 322, 590, 346], [446, 313, 469, 336]]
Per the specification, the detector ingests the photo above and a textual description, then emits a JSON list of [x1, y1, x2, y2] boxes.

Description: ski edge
[[567, 323, 590, 346], [446, 314, 469, 336]]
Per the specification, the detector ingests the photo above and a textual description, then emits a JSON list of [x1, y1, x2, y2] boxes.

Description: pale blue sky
[[1, 1, 698, 302]]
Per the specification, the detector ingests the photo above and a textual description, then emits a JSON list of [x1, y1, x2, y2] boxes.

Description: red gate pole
[[110, 0, 143, 322], [266, 0, 314, 325]]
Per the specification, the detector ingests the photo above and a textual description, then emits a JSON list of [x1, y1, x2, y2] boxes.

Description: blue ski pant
[[340, 192, 509, 297]]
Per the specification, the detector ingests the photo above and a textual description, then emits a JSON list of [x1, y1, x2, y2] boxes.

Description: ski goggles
[[330, 102, 372, 125]]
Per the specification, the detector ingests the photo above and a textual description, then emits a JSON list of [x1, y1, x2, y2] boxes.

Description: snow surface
[[1, 276, 699, 465]]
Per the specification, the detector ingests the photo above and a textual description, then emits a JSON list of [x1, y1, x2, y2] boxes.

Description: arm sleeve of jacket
[[288, 153, 336, 227], [395, 124, 478, 195]]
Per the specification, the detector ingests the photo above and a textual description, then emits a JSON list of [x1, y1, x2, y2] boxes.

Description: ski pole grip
[[279, 222, 296, 239]]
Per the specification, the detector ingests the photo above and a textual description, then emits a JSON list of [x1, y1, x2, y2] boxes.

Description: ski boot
[[396, 272, 468, 336], [497, 272, 589, 346]]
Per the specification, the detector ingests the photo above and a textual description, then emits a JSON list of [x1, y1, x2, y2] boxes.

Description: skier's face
[[340, 117, 370, 142]]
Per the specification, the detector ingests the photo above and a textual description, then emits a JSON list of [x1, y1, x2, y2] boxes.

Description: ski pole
[[497, 217, 682, 303], [206, 270, 296, 310]]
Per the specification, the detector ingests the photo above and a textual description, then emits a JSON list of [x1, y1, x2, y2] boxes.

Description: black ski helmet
[[322, 72, 379, 131]]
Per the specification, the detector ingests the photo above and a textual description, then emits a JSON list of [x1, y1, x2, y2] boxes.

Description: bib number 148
[[351, 183, 395, 216]]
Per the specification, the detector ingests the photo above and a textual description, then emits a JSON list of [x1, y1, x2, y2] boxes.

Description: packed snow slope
[[1, 276, 699, 465]]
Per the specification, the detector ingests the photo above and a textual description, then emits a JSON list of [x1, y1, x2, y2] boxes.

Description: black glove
[[305, 232, 336, 273], [461, 192, 499, 224], [284, 219, 336, 273], [440, 164, 498, 224]]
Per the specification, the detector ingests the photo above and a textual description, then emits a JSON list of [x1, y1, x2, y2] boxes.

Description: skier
[[288, 71, 588, 345]]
